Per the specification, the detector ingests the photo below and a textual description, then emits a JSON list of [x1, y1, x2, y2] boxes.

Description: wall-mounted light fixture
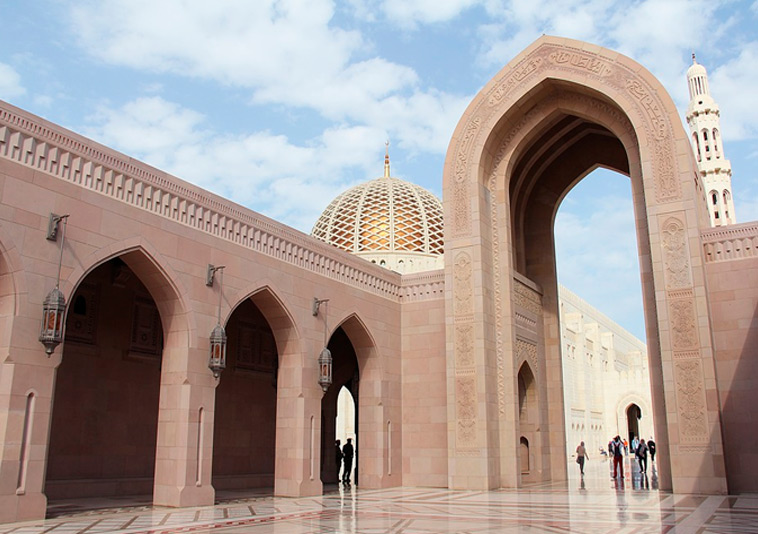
[[207, 264, 226, 378], [39, 213, 70, 355], [313, 297, 332, 393]]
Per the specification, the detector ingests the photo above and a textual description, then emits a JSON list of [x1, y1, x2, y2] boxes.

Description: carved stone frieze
[[547, 50, 613, 77], [453, 251, 473, 316], [516, 338, 538, 376], [624, 78, 679, 201], [661, 217, 692, 290], [456, 372, 478, 448], [455, 324, 475, 368], [487, 58, 545, 108], [669, 298, 699, 351], [674, 359, 709, 442], [453, 117, 480, 236], [513, 280, 542, 316]]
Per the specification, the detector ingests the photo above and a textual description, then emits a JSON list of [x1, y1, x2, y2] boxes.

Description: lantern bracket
[[206, 264, 225, 286], [47, 213, 69, 241], [312, 297, 329, 316]]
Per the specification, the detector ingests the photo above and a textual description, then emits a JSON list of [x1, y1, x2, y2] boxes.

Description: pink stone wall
[[704, 251, 758, 493], [400, 285, 448, 487]]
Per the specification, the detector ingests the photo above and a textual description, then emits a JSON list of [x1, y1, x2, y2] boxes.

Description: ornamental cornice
[[701, 222, 758, 263], [0, 101, 404, 301]]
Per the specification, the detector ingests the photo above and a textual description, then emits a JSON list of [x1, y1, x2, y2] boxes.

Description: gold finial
[[384, 140, 391, 178], [692, 51, 696, 64]]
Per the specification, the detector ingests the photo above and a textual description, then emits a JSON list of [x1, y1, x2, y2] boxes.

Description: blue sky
[[1, 0, 757, 341]]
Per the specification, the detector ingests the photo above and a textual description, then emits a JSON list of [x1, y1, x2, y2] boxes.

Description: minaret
[[686, 53, 736, 226], [384, 140, 391, 178]]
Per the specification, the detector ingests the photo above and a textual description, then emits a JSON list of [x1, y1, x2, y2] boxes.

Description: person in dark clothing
[[635, 439, 648, 474], [342, 438, 354, 485], [611, 435, 624, 479], [647, 438, 656, 463], [335, 440, 343, 482]]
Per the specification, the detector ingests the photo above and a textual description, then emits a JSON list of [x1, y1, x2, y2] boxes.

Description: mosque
[[0, 36, 755, 524]]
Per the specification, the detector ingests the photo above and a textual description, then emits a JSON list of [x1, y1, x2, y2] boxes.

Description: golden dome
[[311, 153, 444, 273]]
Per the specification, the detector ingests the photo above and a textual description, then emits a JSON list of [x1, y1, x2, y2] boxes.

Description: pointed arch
[[227, 283, 301, 369], [442, 35, 724, 494], [0, 225, 29, 360], [62, 237, 193, 349]]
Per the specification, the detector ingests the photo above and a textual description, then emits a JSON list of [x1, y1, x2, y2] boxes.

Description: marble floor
[[4, 458, 758, 534]]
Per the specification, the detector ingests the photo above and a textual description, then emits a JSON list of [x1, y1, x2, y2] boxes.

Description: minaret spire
[[384, 140, 391, 178], [686, 54, 736, 226]]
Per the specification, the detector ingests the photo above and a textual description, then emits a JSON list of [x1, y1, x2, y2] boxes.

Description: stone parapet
[[0, 101, 401, 301], [399, 270, 444, 302], [701, 222, 758, 263]]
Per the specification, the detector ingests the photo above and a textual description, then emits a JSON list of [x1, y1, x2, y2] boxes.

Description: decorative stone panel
[[661, 216, 693, 290], [674, 359, 710, 443]]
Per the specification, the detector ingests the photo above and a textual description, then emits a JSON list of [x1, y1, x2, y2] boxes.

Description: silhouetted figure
[[647, 438, 656, 463], [335, 439, 343, 482], [342, 438, 354, 485]]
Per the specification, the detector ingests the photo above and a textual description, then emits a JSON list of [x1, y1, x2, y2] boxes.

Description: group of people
[[335, 438, 355, 486], [574, 436, 656, 479]]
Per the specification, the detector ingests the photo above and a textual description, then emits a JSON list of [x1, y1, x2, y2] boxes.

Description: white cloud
[[66, 0, 466, 155], [0, 62, 25, 99], [82, 97, 386, 232], [381, 0, 480, 27], [709, 42, 758, 141]]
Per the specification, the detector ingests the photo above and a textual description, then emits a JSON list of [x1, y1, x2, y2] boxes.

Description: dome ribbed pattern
[[312, 176, 444, 256]]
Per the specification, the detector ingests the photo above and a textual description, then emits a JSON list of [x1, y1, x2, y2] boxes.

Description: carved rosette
[[674, 359, 709, 443], [661, 217, 692, 290]]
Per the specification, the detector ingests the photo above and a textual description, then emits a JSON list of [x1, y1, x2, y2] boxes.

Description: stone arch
[[227, 283, 302, 369], [443, 35, 725, 494], [212, 285, 297, 493], [62, 237, 194, 352], [0, 225, 29, 360], [330, 313, 393, 488]]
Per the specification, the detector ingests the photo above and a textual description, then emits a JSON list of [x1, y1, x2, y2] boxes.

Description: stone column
[[273, 343, 323, 497], [0, 357, 56, 523], [152, 345, 216, 507]]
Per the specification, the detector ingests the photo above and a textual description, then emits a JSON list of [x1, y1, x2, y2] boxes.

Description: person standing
[[335, 440, 343, 483], [635, 439, 648, 474], [575, 441, 589, 476], [342, 438, 354, 485], [647, 437, 656, 463], [611, 436, 624, 479]]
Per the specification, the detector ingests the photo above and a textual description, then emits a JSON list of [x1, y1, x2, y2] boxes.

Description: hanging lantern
[[318, 346, 332, 392], [39, 287, 66, 355], [40, 213, 69, 356], [209, 323, 227, 378]]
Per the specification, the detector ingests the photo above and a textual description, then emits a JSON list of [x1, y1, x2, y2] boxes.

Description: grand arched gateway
[[443, 36, 726, 494], [0, 36, 757, 524]]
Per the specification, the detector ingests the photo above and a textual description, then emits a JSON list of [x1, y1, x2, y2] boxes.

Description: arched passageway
[[443, 35, 726, 494], [212, 298, 278, 491], [46, 258, 163, 500], [626, 404, 642, 444], [518, 363, 539, 481], [320, 326, 359, 485]]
